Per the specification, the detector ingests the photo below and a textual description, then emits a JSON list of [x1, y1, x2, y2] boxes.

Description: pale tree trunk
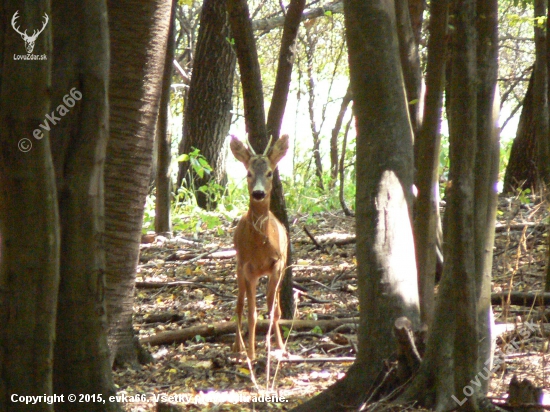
[[105, 0, 173, 367], [177, 0, 235, 210], [292, 0, 420, 409], [49, 0, 119, 408], [0, 3, 58, 409]]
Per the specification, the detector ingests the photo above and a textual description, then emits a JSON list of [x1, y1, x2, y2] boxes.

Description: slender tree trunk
[[105, 0, 172, 367], [155, 0, 178, 235], [292, 0, 420, 409], [265, 0, 306, 319], [49, 1, 119, 408], [475, 0, 499, 392], [330, 85, 352, 186], [413, 0, 448, 328], [0, 4, 58, 409], [395, 0, 422, 137], [177, 0, 235, 210]]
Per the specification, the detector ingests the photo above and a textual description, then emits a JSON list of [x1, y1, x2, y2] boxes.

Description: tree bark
[[534, 0, 550, 186], [177, 0, 236, 210], [292, 0, 420, 409], [503, 71, 537, 193], [105, 0, 172, 367], [413, 0, 448, 328], [155, 0, 178, 235], [265, 0, 307, 319], [0, 4, 58, 409], [475, 0, 499, 392], [49, 0, 119, 408]]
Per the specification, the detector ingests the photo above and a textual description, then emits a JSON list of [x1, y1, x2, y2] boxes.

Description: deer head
[[230, 134, 289, 203], [12, 11, 49, 54]]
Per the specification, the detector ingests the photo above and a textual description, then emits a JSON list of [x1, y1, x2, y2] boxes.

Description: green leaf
[[324, 10, 332, 17]]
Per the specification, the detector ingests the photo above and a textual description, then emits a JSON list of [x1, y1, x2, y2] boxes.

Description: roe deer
[[230, 134, 289, 360]]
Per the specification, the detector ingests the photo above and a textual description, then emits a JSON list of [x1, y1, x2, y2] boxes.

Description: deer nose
[[252, 190, 266, 200]]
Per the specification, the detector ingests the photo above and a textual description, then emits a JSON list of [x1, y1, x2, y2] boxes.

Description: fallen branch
[[491, 292, 550, 306], [140, 317, 359, 346]]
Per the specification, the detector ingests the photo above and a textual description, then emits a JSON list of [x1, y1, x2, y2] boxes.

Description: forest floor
[[114, 195, 550, 411]]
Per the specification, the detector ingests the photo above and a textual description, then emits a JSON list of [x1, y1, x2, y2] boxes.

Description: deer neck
[[248, 196, 271, 233]]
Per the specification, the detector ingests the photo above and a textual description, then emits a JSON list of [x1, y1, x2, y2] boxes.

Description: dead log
[[140, 317, 359, 346], [491, 292, 550, 306]]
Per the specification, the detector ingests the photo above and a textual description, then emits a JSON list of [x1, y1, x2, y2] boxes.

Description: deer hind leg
[[266, 270, 284, 351], [245, 276, 259, 359], [233, 267, 246, 354]]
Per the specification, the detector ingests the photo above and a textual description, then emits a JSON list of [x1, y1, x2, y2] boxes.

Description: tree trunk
[[475, 0, 499, 392], [534, 0, 550, 186], [503, 71, 537, 193], [155, 0, 178, 235], [105, 0, 173, 367], [49, 0, 119, 408], [177, 0, 235, 210], [395, 0, 422, 137], [266, 0, 306, 320], [0, 4, 58, 409], [400, 0, 497, 408], [413, 0, 448, 327], [292, 0, 420, 409]]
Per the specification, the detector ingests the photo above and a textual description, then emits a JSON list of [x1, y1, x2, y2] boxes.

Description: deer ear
[[230, 135, 251, 167], [268, 134, 289, 166]]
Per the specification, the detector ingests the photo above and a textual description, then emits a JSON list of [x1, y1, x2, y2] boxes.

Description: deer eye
[[267, 171, 273, 178]]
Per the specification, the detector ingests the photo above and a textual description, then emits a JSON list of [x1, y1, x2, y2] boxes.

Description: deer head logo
[[12, 11, 49, 54]]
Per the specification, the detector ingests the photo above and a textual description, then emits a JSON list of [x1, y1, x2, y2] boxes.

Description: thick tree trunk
[[105, 0, 172, 367], [0, 4, 58, 409], [292, 0, 420, 410], [533, 0, 550, 185], [155, 0, 178, 235], [177, 0, 236, 210], [49, 1, 119, 408], [503, 71, 537, 193], [413, 0, 448, 327]]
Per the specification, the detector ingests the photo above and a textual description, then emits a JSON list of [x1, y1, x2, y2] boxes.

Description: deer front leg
[[245, 276, 259, 359], [267, 271, 285, 351], [233, 268, 246, 354]]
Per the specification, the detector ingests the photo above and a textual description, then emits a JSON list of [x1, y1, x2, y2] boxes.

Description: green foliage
[[310, 325, 323, 334]]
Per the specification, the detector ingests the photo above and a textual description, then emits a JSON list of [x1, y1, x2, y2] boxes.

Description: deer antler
[[263, 135, 273, 156], [11, 11, 27, 38], [28, 14, 49, 41]]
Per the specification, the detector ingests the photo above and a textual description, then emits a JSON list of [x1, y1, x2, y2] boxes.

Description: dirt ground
[[114, 195, 550, 411]]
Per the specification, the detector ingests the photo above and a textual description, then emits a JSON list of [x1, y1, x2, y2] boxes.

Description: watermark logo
[[12, 10, 48, 60], [18, 88, 83, 153]]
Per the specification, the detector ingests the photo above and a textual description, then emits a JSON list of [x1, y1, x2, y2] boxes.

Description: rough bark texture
[[533, 0, 550, 186], [503, 71, 536, 193], [413, 0, 448, 327], [0, 3, 58, 409], [106, 0, 172, 367], [155, 0, 178, 235], [292, 0, 420, 409], [177, 0, 235, 210], [49, 0, 119, 408], [266, 0, 306, 319]]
